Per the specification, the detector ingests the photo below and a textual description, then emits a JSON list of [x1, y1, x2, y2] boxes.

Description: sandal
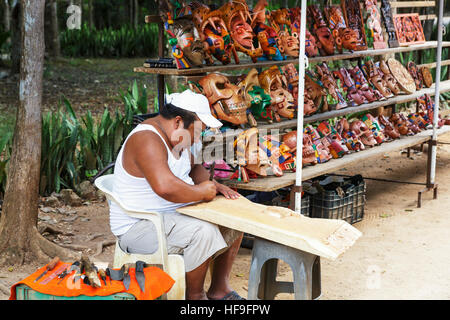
[[209, 290, 246, 300]]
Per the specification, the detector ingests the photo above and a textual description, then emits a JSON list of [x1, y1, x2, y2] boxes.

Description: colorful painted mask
[[335, 118, 365, 151], [281, 63, 299, 101], [315, 63, 347, 110], [334, 67, 368, 106], [407, 61, 423, 90], [237, 68, 271, 124], [365, 0, 387, 49], [269, 9, 299, 58], [361, 60, 393, 99], [324, 5, 358, 53], [301, 133, 318, 166], [362, 113, 386, 144], [198, 73, 250, 126], [389, 113, 413, 135], [378, 60, 402, 95], [162, 17, 206, 69], [251, 0, 284, 61], [304, 125, 332, 163], [219, 0, 263, 62], [290, 7, 319, 57], [308, 5, 335, 56], [350, 119, 377, 147], [378, 115, 400, 139], [258, 66, 295, 121], [341, 0, 368, 50], [305, 72, 327, 114], [190, 1, 239, 65], [317, 121, 349, 158]]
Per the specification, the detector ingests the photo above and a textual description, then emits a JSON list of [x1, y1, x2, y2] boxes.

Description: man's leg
[[206, 232, 243, 299], [185, 257, 212, 300]]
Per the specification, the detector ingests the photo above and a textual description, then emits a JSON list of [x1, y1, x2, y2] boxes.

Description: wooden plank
[[177, 196, 362, 260], [145, 15, 162, 23], [390, 1, 435, 8], [418, 60, 450, 69], [219, 126, 450, 191], [419, 14, 437, 21], [134, 41, 450, 76]]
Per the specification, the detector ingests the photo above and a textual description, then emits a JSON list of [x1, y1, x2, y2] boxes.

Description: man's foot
[[207, 290, 246, 300], [186, 292, 209, 300]]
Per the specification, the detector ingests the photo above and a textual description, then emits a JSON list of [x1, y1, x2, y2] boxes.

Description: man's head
[[163, 90, 222, 149]]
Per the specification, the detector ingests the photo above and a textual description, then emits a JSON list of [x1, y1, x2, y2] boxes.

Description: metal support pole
[[294, 0, 307, 214], [429, 0, 444, 187]]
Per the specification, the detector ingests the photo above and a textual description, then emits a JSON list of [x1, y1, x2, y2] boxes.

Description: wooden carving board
[[177, 196, 362, 260]]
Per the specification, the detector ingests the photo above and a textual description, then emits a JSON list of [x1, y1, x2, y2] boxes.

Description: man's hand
[[197, 181, 217, 202], [214, 182, 240, 200]]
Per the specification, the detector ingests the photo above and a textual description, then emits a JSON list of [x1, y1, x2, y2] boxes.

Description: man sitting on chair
[[109, 89, 244, 300]]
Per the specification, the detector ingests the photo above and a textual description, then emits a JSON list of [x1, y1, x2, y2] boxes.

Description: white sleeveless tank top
[[109, 123, 194, 236]]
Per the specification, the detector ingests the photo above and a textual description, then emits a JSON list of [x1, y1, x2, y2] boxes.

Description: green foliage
[[60, 23, 159, 58], [0, 28, 10, 54], [1, 81, 149, 198]]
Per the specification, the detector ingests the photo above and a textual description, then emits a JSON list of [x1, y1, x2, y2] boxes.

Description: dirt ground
[[1, 131, 450, 300]]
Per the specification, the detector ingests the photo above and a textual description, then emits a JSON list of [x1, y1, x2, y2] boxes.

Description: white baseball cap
[[165, 89, 223, 128]]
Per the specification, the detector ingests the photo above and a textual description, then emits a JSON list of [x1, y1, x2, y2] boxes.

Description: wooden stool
[[247, 237, 321, 300]]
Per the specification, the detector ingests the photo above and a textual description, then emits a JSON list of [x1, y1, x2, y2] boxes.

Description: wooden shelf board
[[134, 41, 450, 76], [219, 126, 450, 192]]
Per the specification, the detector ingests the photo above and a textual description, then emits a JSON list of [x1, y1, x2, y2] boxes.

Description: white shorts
[[117, 211, 242, 272]]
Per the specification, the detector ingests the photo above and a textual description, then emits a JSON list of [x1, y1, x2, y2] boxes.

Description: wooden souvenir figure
[[377, 60, 402, 95], [407, 61, 423, 90], [307, 4, 336, 56], [251, 0, 284, 61], [362, 59, 394, 98], [364, 0, 387, 49], [269, 8, 299, 58], [315, 63, 347, 110], [333, 67, 368, 106], [160, 16, 207, 69], [195, 73, 256, 127], [362, 113, 386, 144], [219, 0, 263, 63], [316, 121, 349, 158], [324, 5, 359, 53], [237, 68, 273, 124], [289, 7, 319, 57], [335, 118, 366, 151], [348, 65, 383, 102], [301, 132, 319, 166], [341, 0, 368, 51], [378, 115, 400, 139], [304, 125, 332, 163], [189, 1, 239, 65], [305, 71, 328, 114], [258, 66, 295, 121], [350, 119, 378, 147], [380, 0, 399, 47], [393, 13, 425, 46]]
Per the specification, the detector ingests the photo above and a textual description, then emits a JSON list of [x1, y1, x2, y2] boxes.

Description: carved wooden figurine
[[341, 0, 368, 51]]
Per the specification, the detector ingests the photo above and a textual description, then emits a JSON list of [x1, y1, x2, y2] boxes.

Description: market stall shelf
[[219, 126, 450, 192], [134, 41, 450, 76]]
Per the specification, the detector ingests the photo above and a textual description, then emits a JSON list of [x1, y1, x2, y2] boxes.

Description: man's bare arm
[[125, 131, 216, 203]]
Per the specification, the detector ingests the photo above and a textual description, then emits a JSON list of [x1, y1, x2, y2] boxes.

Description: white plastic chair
[[94, 174, 185, 300]]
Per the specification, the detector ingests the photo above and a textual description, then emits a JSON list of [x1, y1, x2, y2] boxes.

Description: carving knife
[[135, 261, 146, 293], [209, 161, 216, 181], [34, 257, 60, 283], [122, 264, 131, 290]]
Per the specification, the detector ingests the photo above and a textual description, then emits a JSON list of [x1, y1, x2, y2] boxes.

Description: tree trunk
[[134, 0, 139, 28], [50, 0, 60, 57], [88, 0, 93, 28], [0, 0, 76, 266], [10, 0, 20, 74], [2, 0, 11, 32]]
